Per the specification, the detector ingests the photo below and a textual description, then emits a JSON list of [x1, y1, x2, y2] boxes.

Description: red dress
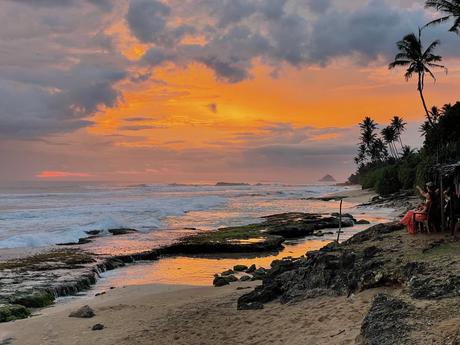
[[400, 210, 427, 235]]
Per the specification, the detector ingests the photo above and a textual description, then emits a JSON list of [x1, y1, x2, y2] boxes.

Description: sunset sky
[[1, 0, 460, 183]]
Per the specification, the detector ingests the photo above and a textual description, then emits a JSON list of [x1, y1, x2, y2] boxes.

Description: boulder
[[221, 269, 234, 276], [239, 275, 252, 282], [251, 268, 268, 281], [213, 275, 238, 287], [357, 219, 371, 225], [69, 305, 95, 318], [233, 265, 248, 272], [213, 276, 230, 287], [245, 264, 257, 273]]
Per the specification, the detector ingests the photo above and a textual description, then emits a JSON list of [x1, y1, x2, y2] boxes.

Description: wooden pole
[[336, 199, 343, 243], [440, 171, 445, 232]]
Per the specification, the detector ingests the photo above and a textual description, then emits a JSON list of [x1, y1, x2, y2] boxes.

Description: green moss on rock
[[10, 291, 55, 308], [0, 304, 31, 322]]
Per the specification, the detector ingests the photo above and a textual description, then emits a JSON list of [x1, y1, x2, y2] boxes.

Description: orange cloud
[[36, 171, 92, 179]]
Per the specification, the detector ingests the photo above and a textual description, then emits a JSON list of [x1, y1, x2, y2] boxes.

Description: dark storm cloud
[[0, 1, 128, 139], [1, 0, 458, 142], [138, 0, 458, 82], [127, 0, 194, 45]]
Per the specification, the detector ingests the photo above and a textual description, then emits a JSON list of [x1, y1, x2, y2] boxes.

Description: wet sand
[[0, 282, 384, 345]]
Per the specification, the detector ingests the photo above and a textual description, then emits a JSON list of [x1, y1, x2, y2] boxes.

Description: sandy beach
[[0, 187, 387, 345], [0, 281, 384, 345]]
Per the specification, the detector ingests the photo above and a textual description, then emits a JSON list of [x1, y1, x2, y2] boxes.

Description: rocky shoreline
[[0, 211, 362, 323], [233, 222, 460, 344]]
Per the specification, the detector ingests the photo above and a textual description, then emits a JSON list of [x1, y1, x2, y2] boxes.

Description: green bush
[[375, 166, 402, 196]]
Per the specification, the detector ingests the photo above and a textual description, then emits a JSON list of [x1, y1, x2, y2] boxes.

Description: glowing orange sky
[[2, 0, 460, 183]]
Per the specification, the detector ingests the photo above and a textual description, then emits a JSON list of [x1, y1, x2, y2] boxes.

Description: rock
[[331, 213, 356, 222], [233, 265, 248, 272], [245, 264, 257, 273], [357, 219, 371, 225], [10, 291, 54, 308], [225, 275, 238, 283], [108, 228, 137, 236], [409, 274, 460, 299], [92, 323, 104, 331], [0, 304, 31, 322], [238, 223, 409, 306], [251, 268, 268, 281], [69, 305, 95, 318], [221, 269, 234, 276], [239, 275, 252, 282], [358, 294, 413, 345], [213, 275, 238, 287], [213, 276, 230, 287]]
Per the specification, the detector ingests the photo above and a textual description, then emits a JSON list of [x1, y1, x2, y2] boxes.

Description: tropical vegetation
[[349, 1, 460, 195]]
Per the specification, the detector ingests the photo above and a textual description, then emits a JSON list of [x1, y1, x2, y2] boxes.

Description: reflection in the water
[[97, 240, 329, 288]]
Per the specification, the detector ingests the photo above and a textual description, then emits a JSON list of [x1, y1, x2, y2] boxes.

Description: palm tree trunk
[[418, 73, 434, 127], [392, 142, 399, 159]]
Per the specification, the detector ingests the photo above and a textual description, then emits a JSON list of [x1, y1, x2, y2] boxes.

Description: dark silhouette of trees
[[381, 126, 399, 159], [390, 116, 407, 149], [425, 0, 460, 34], [389, 29, 447, 127]]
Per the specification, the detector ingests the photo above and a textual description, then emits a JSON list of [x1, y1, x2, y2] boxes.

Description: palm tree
[[390, 116, 407, 149], [356, 117, 380, 165], [425, 0, 460, 34], [389, 29, 447, 127], [359, 117, 377, 148], [370, 138, 388, 162], [381, 126, 399, 159]]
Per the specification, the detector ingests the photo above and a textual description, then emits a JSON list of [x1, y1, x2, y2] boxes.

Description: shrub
[[375, 166, 402, 196]]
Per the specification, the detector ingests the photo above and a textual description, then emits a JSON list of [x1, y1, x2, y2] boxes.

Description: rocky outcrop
[[357, 294, 414, 345], [237, 222, 460, 309]]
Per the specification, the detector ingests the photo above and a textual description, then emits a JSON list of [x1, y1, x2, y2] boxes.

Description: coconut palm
[[389, 29, 447, 127], [359, 117, 378, 149], [381, 126, 399, 159], [390, 116, 407, 149], [370, 138, 388, 162], [425, 0, 460, 34], [356, 117, 381, 165]]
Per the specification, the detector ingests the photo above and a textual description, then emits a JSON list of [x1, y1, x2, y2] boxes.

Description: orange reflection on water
[[97, 240, 328, 288]]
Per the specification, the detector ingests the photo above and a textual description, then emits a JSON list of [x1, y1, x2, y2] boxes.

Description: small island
[[319, 174, 336, 182]]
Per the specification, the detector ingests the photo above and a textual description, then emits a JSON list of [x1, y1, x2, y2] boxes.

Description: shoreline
[[0, 190, 420, 344], [3, 189, 458, 344]]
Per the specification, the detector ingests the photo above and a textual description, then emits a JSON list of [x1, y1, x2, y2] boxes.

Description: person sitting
[[400, 183, 433, 235]]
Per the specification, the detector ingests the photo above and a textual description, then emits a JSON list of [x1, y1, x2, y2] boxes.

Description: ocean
[[0, 182, 356, 250]]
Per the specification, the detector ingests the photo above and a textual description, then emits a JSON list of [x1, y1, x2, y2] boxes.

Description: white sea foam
[[0, 183, 345, 249]]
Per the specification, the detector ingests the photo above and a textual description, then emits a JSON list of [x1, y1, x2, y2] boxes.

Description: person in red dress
[[400, 183, 434, 235]]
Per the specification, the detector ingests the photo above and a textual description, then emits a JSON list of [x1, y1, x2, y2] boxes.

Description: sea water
[[0, 182, 354, 250]]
